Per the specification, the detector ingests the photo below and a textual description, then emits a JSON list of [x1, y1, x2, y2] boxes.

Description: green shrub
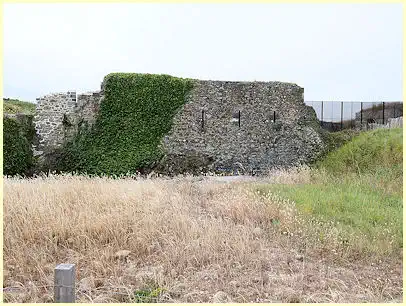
[[317, 128, 402, 176], [57, 73, 194, 175], [131, 287, 164, 303], [3, 117, 35, 176], [318, 129, 360, 154]]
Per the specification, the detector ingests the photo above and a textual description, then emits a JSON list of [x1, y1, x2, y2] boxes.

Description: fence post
[[351, 102, 354, 129], [382, 102, 385, 125], [341, 101, 343, 130], [360, 102, 363, 128], [238, 110, 241, 128], [321, 101, 324, 127], [54, 263, 75, 303]]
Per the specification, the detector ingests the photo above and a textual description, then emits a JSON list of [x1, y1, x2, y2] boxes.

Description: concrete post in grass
[[54, 263, 76, 303]]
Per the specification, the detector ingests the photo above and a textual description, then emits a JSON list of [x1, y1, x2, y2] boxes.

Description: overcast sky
[[3, 3, 403, 102]]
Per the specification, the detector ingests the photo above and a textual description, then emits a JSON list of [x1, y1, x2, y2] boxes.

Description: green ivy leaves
[[59, 73, 194, 175], [3, 117, 34, 176]]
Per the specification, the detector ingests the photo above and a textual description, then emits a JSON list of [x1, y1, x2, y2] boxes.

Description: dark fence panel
[[305, 101, 403, 132]]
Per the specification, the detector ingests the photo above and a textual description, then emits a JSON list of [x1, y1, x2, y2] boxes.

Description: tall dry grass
[[3, 175, 402, 303]]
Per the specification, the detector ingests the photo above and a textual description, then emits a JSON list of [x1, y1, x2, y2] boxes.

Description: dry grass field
[[3, 169, 402, 303]]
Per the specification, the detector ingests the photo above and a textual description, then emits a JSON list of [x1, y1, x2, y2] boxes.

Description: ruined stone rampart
[[160, 80, 324, 174], [34, 92, 77, 155], [33, 90, 103, 156], [33, 76, 325, 174]]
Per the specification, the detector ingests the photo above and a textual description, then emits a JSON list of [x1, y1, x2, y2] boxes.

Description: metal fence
[[305, 101, 403, 132]]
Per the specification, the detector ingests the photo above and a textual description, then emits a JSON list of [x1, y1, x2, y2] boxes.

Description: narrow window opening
[[201, 110, 204, 129], [231, 111, 241, 127]]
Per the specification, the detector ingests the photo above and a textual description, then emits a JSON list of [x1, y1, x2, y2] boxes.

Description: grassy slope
[[317, 128, 402, 179], [3, 99, 36, 115], [256, 128, 403, 258]]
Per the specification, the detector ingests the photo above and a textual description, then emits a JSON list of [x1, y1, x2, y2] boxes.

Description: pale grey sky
[[3, 3, 403, 102]]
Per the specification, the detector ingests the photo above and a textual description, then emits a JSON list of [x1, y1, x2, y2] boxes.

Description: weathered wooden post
[[54, 263, 76, 303]]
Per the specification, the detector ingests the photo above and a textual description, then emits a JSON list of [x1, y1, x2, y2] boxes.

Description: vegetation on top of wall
[[3, 98, 36, 115], [58, 73, 194, 175], [3, 116, 35, 176]]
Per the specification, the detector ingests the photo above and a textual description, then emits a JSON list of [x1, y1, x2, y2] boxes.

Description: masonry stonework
[[159, 80, 324, 174], [33, 90, 103, 156], [33, 77, 325, 174], [34, 92, 77, 156], [76, 91, 103, 127]]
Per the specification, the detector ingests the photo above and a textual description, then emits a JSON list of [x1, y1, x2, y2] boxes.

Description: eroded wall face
[[33, 91, 102, 156], [33, 92, 77, 156], [160, 80, 324, 174], [76, 91, 102, 127]]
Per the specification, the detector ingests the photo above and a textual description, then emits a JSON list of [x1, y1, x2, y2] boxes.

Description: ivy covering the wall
[[3, 116, 35, 176], [59, 73, 194, 175]]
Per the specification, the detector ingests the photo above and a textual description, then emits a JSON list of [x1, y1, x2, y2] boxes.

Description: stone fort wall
[[33, 78, 325, 173], [33, 90, 103, 156], [160, 80, 324, 174]]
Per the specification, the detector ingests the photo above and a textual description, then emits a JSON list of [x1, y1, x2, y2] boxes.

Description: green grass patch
[[131, 287, 165, 303], [256, 128, 403, 258], [256, 174, 402, 257], [3, 99, 36, 115], [317, 128, 402, 177], [318, 128, 403, 196], [319, 128, 360, 153], [260, 177, 401, 246]]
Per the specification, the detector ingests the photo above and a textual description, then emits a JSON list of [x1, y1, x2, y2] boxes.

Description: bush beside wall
[[3, 116, 35, 176], [317, 128, 402, 176], [318, 129, 360, 156]]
